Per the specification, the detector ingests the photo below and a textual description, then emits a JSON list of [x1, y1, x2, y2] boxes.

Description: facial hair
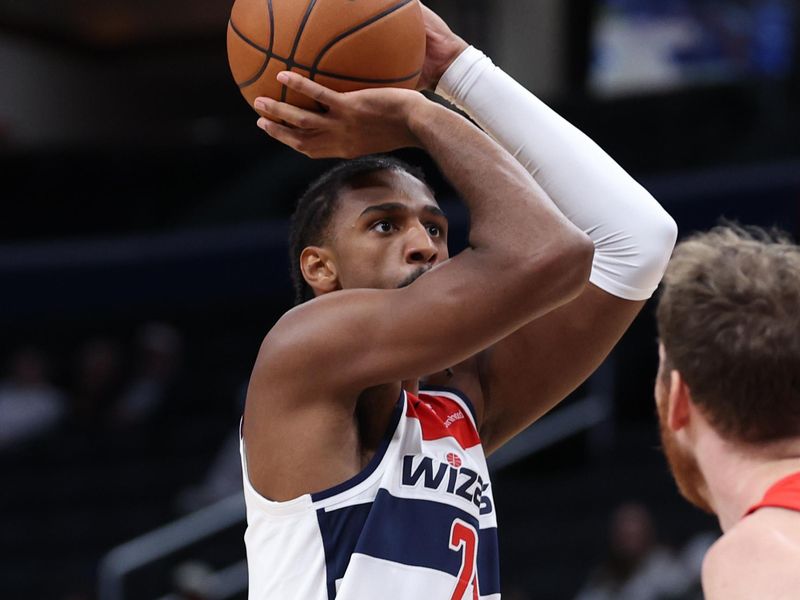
[[657, 399, 715, 514], [397, 266, 431, 289]]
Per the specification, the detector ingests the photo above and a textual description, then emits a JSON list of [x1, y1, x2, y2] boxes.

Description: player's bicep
[[260, 245, 589, 395], [479, 284, 644, 453]]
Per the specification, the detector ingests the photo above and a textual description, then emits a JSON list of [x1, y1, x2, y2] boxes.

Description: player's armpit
[[477, 284, 644, 455], [256, 240, 591, 401]]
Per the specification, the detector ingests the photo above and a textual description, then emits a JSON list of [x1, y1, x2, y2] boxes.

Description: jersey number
[[449, 519, 479, 600]]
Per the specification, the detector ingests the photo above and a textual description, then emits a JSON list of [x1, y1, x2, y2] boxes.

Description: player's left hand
[[416, 3, 468, 92], [254, 72, 426, 159]]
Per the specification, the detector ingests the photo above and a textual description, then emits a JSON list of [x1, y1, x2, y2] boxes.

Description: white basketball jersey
[[240, 386, 501, 600]]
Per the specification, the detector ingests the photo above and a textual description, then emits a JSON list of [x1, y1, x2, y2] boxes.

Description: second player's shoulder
[[702, 512, 800, 599]]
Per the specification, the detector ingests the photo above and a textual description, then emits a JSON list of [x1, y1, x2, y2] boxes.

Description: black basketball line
[[231, 0, 276, 89], [315, 68, 421, 84], [240, 63, 420, 90], [230, 20, 266, 54], [228, 21, 294, 64], [229, 20, 308, 68], [281, 0, 319, 103], [310, 0, 415, 78], [267, 0, 275, 57]]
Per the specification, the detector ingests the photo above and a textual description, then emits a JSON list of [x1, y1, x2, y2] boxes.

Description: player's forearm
[[408, 98, 589, 264], [436, 47, 677, 301]]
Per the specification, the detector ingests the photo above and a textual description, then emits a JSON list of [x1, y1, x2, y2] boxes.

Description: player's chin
[[397, 267, 431, 289]]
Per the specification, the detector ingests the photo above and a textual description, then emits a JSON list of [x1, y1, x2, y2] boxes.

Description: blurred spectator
[[575, 502, 693, 600], [70, 337, 124, 431], [111, 322, 184, 428], [0, 347, 66, 450]]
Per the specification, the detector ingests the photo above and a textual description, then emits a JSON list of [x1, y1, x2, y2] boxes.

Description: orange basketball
[[227, 0, 426, 112]]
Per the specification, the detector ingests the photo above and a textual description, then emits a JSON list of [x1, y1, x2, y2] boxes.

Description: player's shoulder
[[254, 287, 403, 396], [702, 512, 800, 600], [261, 289, 378, 361]]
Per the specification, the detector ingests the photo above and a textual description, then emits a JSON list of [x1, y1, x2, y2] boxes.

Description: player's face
[[327, 170, 449, 291], [655, 345, 714, 514]]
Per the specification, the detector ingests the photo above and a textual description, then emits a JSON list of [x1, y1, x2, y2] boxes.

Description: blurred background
[[1, 0, 798, 598]]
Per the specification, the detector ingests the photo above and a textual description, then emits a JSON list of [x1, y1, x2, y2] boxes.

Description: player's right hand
[[254, 72, 426, 159], [416, 3, 468, 91]]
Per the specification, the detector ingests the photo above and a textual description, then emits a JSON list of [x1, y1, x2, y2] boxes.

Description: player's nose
[[404, 224, 438, 265]]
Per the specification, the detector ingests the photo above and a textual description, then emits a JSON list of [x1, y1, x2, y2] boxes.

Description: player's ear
[[666, 369, 691, 432], [300, 246, 340, 296]]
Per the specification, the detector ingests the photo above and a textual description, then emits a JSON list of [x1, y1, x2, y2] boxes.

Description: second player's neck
[[698, 434, 800, 532]]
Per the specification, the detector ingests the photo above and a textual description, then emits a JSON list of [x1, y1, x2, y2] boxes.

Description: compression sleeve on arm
[[435, 46, 678, 301]]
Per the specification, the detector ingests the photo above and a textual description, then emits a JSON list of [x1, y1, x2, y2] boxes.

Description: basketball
[[227, 0, 426, 112]]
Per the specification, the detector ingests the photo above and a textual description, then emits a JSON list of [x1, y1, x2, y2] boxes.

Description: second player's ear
[[667, 369, 691, 431], [300, 246, 340, 296]]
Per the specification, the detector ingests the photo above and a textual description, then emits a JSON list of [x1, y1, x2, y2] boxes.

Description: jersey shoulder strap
[[745, 471, 800, 517]]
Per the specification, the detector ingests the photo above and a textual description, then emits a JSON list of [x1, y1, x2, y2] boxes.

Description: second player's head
[[289, 156, 449, 305], [654, 224, 800, 511]]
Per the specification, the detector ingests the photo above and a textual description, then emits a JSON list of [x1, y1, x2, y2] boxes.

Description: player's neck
[[402, 378, 421, 396], [697, 432, 800, 532]]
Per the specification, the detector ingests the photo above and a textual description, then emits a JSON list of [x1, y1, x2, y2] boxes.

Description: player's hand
[[255, 72, 425, 159], [416, 3, 468, 92]]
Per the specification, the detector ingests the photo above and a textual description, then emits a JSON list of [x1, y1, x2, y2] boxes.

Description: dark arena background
[[1, 0, 799, 598]]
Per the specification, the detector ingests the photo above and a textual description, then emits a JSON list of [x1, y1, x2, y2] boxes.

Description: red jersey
[[745, 471, 800, 517]]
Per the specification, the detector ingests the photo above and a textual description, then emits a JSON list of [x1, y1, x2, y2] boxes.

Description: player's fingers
[[257, 117, 324, 157], [277, 71, 340, 108], [254, 97, 327, 130]]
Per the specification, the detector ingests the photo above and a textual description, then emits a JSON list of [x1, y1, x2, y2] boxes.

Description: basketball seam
[[281, 0, 319, 103], [314, 68, 421, 84], [240, 65, 420, 89], [229, 19, 267, 54], [230, 0, 276, 90], [266, 0, 275, 57], [309, 0, 416, 79]]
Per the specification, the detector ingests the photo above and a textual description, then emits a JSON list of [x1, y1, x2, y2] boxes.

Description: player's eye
[[372, 220, 394, 234], [427, 224, 441, 237]]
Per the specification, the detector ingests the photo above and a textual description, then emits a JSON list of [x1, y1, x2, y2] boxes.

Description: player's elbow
[[650, 206, 678, 257], [635, 205, 678, 279]]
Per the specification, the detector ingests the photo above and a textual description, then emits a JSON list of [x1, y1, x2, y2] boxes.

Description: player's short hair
[[289, 156, 429, 305], [656, 224, 800, 444]]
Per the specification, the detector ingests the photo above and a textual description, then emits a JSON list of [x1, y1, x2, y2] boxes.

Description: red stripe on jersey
[[406, 391, 481, 450], [745, 471, 800, 517]]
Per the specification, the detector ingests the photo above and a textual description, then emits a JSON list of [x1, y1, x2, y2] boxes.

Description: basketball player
[[655, 226, 800, 600], [242, 6, 677, 599]]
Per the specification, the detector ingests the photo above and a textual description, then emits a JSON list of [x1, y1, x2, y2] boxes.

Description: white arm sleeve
[[435, 47, 678, 301]]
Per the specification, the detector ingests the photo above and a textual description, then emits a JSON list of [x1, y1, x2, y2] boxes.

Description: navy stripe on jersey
[[420, 385, 480, 426], [477, 525, 501, 595], [311, 393, 404, 502], [316, 502, 372, 600], [317, 489, 501, 596]]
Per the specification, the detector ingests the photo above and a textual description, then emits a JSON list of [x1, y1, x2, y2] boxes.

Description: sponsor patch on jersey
[[407, 392, 480, 449]]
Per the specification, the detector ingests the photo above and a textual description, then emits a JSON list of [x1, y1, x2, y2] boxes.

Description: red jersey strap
[[744, 471, 800, 517], [406, 391, 481, 450]]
